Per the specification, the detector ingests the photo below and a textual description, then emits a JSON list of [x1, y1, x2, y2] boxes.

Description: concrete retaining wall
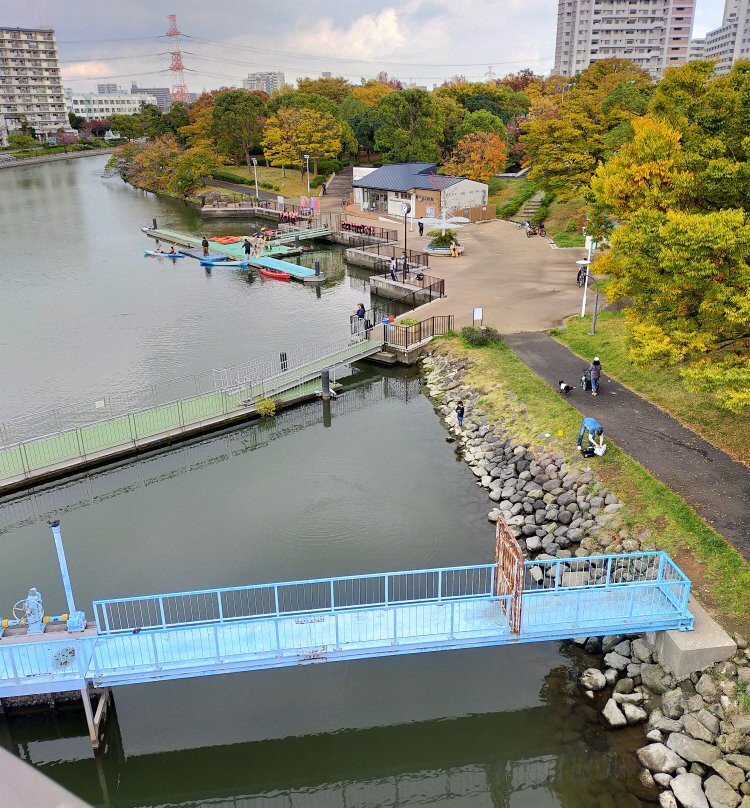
[[0, 148, 114, 170]]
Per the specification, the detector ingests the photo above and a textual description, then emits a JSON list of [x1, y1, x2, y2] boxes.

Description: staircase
[[515, 190, 545, 222], [326, 166, 353, 200]]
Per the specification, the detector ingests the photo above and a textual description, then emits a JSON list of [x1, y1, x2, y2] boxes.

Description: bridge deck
[[0, 554, 693, 697], [0, 338, 382, 492]]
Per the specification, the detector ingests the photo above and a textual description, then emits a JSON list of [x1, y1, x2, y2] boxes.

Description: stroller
[[580, 369, 592, 391]]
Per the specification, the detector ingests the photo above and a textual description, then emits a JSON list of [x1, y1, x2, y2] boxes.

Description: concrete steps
[[326, 166, 353, 199], [514, 190, 546, 222]]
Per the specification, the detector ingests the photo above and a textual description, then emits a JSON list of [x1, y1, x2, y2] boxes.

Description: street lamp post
[[589, 279, 600, 335], [304, 154, 310, 196], [401, 202, 411, 281], [251, 157, 259, 199]]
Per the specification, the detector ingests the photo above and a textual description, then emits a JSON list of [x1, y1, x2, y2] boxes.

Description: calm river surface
[[0, 156, 648, 808]]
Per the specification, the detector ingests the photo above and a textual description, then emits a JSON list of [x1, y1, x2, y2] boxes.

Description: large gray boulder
[[580, 668, 607, 691], [667, 733, 722, 766], [649, 709, 685, 734], [671, 772, 709, 808], [602, 698, 628, 728], [604, 651, 631, 672], [696, 674, 719, 700], [711, 760, 746, 790], [623, 703, 648, 724], [724, 754, 750, 772], [683, 713, 716, 743], [659, 793, 679, 808], [662, 688, 687, 719], [704, 775, 741, 808], [637, 743, 687, 774], [642, 664, 676, 694]]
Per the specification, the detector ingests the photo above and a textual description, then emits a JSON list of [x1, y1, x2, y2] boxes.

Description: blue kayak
[[200, 257, 249, 268], [144, 249, 186, 259]]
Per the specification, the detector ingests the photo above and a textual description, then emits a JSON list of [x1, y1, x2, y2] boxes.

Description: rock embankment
[[422, 347, 750, 808]]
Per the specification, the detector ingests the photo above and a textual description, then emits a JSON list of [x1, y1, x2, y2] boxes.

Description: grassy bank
[[551, 311, 750, 467], [218, 165, 312, 199], [434, 334, 750, 633]]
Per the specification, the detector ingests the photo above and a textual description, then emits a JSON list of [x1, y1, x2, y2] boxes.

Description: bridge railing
[[92, 564, 498, 635]]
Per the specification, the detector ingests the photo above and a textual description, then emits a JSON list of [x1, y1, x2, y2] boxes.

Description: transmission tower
[[166, 13, 189, 103], [485, 65, 496, 82]]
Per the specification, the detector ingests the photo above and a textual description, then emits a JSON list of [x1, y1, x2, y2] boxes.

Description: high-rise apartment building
[[97, 82, 122, 94], [242, 71, 285, 95], [553, 0, 696, 79], [0, 26, 67, 142], [691, 0, 750, 74]]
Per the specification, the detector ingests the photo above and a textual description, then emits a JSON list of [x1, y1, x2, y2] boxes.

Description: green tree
[[8, 132, 37, 151], [161, 102, 190, 139], [267, 91, 338, 117], [375, 89, 443, 163], [110, 113, 144, 140], [434, 94, 466, 155], [124, 135, 183, 193], [349, 107, 385, 160], [68, 111, 85, 130], [139, 104, 166, 139], [455, 109, 506, 141], [211, 89, 266, 168]]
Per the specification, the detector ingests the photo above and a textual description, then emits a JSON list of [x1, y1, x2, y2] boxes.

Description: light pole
[[401, 202, 411, 281], [251, 157, 258, 199], [580, 235, 596, 316], [304, 154, 310, 195], [589, 278, 600, 335]]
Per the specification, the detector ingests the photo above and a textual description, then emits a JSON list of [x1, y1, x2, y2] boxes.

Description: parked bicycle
[[526, 224, 547, 238], [516, 220, 530, 230]]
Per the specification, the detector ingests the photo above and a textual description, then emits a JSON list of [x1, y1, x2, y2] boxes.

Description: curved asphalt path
[[504, 332, 750, 561]]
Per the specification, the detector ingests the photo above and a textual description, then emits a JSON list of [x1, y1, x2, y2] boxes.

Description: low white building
[[351, 163, 488, 221], [65, 90, 157, 120]]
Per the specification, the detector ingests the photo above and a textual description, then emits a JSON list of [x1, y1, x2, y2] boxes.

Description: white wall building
[[242, 71, 285, 95], [553, 0, 696, 79], [65, 90, 157, 121], [351, 164, 488, 220], [0, 26, 67, 143], [695, 0, 750, 74], [688, 37, 706, 60]]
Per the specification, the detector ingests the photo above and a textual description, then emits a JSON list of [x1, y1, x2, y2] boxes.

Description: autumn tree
[[168, 145, 222, 197], [123, 135, 182, 193], [110, 113, 144, 141], [263, 107, 345, 175], [211, 90, 266, 168], [297, 76, 352, 104], [267, 91, 337, 117], [352, 80, 396, 108], [375, 89, 443, 163], [445, 132, 507, 181]]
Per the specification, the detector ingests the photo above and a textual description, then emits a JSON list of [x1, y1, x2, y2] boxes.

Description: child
[[456, 400, 465, 429]]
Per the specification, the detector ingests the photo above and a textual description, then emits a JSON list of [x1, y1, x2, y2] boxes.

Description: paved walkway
[[504, 332, 750, 561], [337, 217, 587, 333]]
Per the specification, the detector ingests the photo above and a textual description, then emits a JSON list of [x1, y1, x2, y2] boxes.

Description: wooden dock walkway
[[0, 337, 382, 494]]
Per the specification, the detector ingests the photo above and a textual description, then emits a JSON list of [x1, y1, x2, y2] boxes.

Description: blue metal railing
[[92, 564, 498, 635]]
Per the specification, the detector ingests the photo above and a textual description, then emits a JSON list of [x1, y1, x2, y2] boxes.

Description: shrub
[[530, 191, 555, 225], [255, 398, 276, 417], [259, 180, 280, 191], [497, 181, 537, 218], [461, 326, 502, 347], [213, 169, 254, 186], [398, 317, 419, 326], [309, 175, 326, 188], [316, 159, 343, 175], [428, 229, 458, 248]]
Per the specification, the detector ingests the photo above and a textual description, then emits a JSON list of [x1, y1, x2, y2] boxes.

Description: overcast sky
[[4, 0, 726, 93]]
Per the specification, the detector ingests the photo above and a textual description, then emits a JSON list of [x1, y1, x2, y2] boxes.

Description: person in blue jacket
[[577, 417, 604, 452]]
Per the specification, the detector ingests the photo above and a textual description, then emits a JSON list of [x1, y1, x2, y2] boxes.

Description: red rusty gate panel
[[494, 515, 524, 634]]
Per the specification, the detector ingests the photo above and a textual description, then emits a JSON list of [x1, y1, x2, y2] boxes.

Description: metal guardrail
[[356, 241, 430, 268], [93, 564, 499, 635], [384, 316, 455, 350]]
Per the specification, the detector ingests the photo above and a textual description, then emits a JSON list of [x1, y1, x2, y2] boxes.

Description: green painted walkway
[[147, 226, 328, 259], [0, 339, 381, 487]]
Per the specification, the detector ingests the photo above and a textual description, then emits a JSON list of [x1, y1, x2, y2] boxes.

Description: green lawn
[[552, 232, 586, 248], [551, 311, 750, 467], [435, 335, 750, 632], [218, 165, 314, 200]]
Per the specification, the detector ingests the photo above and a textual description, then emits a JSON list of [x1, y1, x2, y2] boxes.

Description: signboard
[[473, 307, 483, 325]]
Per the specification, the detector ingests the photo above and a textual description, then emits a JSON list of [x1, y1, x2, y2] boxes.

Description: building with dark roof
[[351, 163, 488, 220]]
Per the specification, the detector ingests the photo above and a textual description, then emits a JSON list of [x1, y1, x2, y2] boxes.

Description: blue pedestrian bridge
[[0, 522, 692, 698]]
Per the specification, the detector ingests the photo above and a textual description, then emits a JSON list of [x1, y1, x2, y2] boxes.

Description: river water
[[0, 157, 650, 808]]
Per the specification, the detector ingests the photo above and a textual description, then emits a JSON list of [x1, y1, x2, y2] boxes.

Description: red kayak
[[259, 267, 291, 281]]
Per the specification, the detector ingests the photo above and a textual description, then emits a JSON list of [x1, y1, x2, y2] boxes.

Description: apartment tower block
[[553, 0, 696, 79]]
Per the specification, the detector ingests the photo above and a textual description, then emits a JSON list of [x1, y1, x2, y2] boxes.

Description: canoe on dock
[[259, 267, 291, 281], [249, 256, 326, 284]]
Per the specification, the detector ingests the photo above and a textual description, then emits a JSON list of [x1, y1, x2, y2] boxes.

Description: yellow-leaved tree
[[445, 132, 507, 182], [263, 107, 345, 176]]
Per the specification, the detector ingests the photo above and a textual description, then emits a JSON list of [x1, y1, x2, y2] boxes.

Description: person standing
[[243, 238, 252, 256], [321, 181, 326, 196], [418, 220, 424, 237], [589, 357, 602, 396], [456, 400, 465, 429], [390, 256, 398, 281], [201, 236, 209, 257], [577, 417, 604, 452]]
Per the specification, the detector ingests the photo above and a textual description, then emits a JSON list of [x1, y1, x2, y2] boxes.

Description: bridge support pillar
[[646, 597, 736, 680], [81, 687, 112, 752]]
